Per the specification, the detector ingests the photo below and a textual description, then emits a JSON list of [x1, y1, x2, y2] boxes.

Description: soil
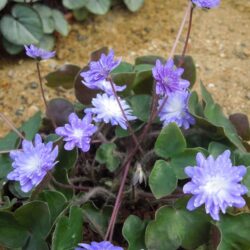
[[0, 0, 250, 137]]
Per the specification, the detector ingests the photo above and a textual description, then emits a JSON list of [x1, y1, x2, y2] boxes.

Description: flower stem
[[169, 1, 193, 59], [0, 112, 25, 140], [179, 5, 194, 66], [36, 61, 57, 129], [108, 78, 144, 154]]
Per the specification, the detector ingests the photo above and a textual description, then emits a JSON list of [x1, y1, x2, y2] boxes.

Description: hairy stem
[[179, 5, 194, 66], [36, 62, 57, 129], [108, 78, 144, 154], [0, 112, 25, 139], [168, 1, 193, 59]]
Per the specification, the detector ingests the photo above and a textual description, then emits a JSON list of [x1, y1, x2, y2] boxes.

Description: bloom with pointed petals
[[55, 113, 97, 152], [183, 150, 248, 221], [152, 59, 190, 96], [7, 134, 58, 192], [81, 49, 122, 94], [192, 0, 220, 8], [158, 91, 195, 129], [75, 241, 123, 250], [24, 45, 55, 60], [85, 93, 136, 130], [83, 79, 126, 96]]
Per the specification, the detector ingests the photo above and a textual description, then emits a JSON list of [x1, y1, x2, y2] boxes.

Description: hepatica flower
[[7, 134, 58, 192], [183, 150, 248, 221], [152, 59, 190, 96], [85, 93, 136, 130], [75, 241, 123, 250], [158, 91, 195, 129], [24, 44, 55, 60], [55, 113, 97, 152], [192, 0, 220, 8], [83, 79, 126, 96], [81, 49, 125, 95]]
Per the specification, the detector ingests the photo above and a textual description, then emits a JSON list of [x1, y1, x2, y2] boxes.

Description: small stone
[[77, 34, 87, 41], [27, 105, 39, 117], [8, 70, 15, 78], [208, 83, 215, 88], [15, 108, 24, 116], [18, 60, 24, 65], [30, 82, 38, 89]]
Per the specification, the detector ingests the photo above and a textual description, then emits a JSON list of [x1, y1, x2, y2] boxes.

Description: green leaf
[[51, 9, 69, 36], [132, 69, 154, 95], [149, 160, 177, 199], [45, 64, 81, 89], [23, 235, 49, 250], [201, 82, 245, 151], [123, 0, 144, 12], [57, 146, 78, 170], [0, 211, 29, 248], [134, 63, 153, 72], [0, 0, 7, 11], [9, 182, 32, 198], [37, 34, 55, 51], [208, 142, 229, 158], [20, 111, 42, 140], [0, 130, 20, 151], [82, 202, 111, 238], [111, 61, 134, 73], [85, 0, 111, 15], [171, 148, 208, 179], [62, 0, 87, 10], [122, 215, 147, 250], [0, 154, 12, 179], [96, 143, 120, 172], [154, 123, 186, 158], [243, 166, 250, 197], [217, 214, 250, 250], [115, 121, 143, 138], [134, 55, 165, 65], [145, 206, 210, 250], [129, 95, 151, 122], [38, 190, 67, 225], [2, 37, 23, 55], [173, 55, 196, 88], [52, 206, 83, 250], [0, 4, 43, 45], [73, 7, 89, 21], [33, 4, 54, 34], [14, 201, 51, 238]]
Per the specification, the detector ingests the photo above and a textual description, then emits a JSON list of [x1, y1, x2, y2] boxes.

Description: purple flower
[[158, 91, 195, 129], [75, 241, 123, 250], [81, 49, 122, 94], [85, 93, 136, 130], [82, 79, 126, 96], [152, 59, 190, 96], [7, 134, 58, 192], [24, 44, 55, 60], [183, 150, 248, 221], [192, 0, 220, 8], [55, 113, 97, 152]]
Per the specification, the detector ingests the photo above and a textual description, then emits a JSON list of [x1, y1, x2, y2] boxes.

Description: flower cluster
[[55, 113, 97, 152], [75, 241, 123, 250], [183, 150, 248, 220], [192, 0, 220, 9], [24, 44, 55, 60], [152, 59, 194, 130], [81, 49, 126, 95], [7, 134, 58, 192], [81, 49, 136, 130]]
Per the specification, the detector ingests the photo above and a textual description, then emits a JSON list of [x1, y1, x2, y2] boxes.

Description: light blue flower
[[55, 113, 97, 152], [192, 0, 220, 8], [75, 241, 123, 250], [24, 44, 55, 60], [183, 150, 248, 220], [7, 134, 58, 192]]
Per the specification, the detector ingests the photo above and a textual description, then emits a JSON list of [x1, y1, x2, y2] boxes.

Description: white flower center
[[167, 95, 184, 114], [101, 97, 122, 117], [203, 175, 229, 195], [25, 154, 41, 172], [73, 128, 84, 139]]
